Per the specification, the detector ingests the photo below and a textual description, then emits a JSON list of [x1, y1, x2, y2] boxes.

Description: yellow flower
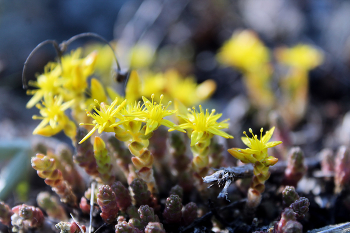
[[61, 48, 97, 97], [228, 127, 282, 166], [176, 105, 233, 146], [79, 98, 126, 144], [32, 94, 75, 137], [165, 70, 216, 107], [140, 70, 216, 107], [217, 30, 270, 72], [114, 101, 152, 143], [126, 94, 185, 135], [26, 63, 62, 108], [275, 44, 323, 70]]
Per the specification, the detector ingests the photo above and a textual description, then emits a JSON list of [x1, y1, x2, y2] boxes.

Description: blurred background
[[1, 0, 350, 134]]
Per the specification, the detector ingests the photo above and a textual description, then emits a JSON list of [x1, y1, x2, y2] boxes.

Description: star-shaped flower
[[32, 94, 75, 137], [79, 97, 126, 144], [228, 127, 282, 166], [126, 94, 184, 135], [176, 105, 233, 146]]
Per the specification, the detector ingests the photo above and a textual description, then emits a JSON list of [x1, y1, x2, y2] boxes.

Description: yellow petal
[[79, 126, 97, 144], [145, 119, 158, 135], [227, 148, 251, 163], [33, 118, 50, 132], [106, 87, 123, 101], [33, 125, 62, 137], [264, 141, 282, 148], [174, 99, 188, 116], [161, 119, 185, 133], [125, 71, 141, 103], [190, 131, 200, 146], [26, 91, 44, 109], [63, 120, 77, 139], [207, 127, 233, 139], [91, 78, 107, 103], [241, 137, 251, 147], [262, 126, 275, 144]]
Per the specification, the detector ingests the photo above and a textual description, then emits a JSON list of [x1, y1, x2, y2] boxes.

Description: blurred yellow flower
[[276, 44, 323, 126], [26, 63, 62, 109], [32, 94, 75, 138], [141, 69, 216, 106], [217, 30, 270, 72], [275, 44, 323, 70], [61, 48, 98, 97], [165, 70, 216, 107]]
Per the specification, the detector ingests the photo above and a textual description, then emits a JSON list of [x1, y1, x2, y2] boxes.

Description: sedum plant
[[176, 105, 233, 177], [228, 127, 282, 212], [0, 32, 315, 233]]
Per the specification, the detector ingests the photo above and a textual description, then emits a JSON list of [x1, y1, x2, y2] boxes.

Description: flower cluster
[[26, 49, 99, 139], [18, 38, 288, 233], [217, 29, 323, 126]]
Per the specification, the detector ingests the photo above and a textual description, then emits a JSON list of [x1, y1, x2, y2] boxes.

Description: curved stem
[[22, 40, 60, 89]]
